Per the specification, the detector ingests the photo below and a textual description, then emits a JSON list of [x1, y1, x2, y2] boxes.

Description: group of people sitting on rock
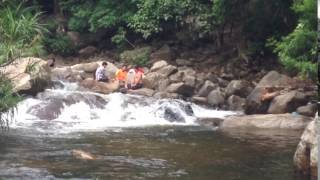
[[94, 62, 144, 90]]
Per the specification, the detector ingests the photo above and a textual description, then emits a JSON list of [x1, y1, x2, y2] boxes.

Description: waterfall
[[8, 81, 236, 133]]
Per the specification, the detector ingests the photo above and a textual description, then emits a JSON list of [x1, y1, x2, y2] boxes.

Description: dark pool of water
[[0, 126, 308, 180]]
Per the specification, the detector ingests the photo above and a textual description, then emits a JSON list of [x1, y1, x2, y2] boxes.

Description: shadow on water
[[0, 126, 310, 180]]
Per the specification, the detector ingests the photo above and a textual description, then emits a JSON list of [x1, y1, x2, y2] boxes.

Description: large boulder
[[157, 65, 178, 77], [294, 116, 318, 178], [166, 82, 194, 97], [142, 72, 165, 89], [169, 71, 184, 83], [227, 95, 245, 111], [197, 80, 217, 97], [80, 78, 119, 94], [150, 60, 168, 72], [71, 62, 99, 73], [297, 104, 318, 117], [207, 89, 225, 107], [244, 71, 293, 114], [176, 58, 192, 66], [267, 91, 308, 114], [150, 45, 173, 61], [0, 57, 51, 95], [221, 114, 312, 130], [225, 80, 252, 98]]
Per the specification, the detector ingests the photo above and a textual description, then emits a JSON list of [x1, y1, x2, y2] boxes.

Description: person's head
[[48, 58, 55, 67], [102, 62, 108, 67]]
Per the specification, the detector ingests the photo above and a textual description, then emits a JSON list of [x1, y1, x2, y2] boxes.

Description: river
[[0, 82, 307, 180]]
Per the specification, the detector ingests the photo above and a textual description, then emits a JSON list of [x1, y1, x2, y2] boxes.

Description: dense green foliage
[[44, 34, 76, 56], [269, 0, 317, 79], [0, 2, 45, 65], [0, 74, 21, 128]]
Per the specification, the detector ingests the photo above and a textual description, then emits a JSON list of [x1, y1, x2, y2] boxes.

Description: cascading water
[[9, 81, 236, 133]]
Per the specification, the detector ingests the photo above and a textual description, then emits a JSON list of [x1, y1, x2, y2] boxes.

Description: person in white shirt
[[95, 62, 109, 82]]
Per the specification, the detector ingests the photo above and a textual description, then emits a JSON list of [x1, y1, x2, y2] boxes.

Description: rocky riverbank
[[1, 44, 318, 178]]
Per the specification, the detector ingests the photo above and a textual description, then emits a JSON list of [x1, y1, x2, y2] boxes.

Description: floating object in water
[[71, 149, 96, 160]]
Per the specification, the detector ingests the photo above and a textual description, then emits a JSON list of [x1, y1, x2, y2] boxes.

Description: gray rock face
[[197, 80, 217, 97], [244, 71, 293, 114], [157, 65, 178, 77], [80, 78, 119, 94], [227, 95, 245, 111], [294, 117, 318, 178], [169, 71, 184, 83], [207, 89, 225, 107], [221, 114, 312, 130], [296, 104, 317, 117], [225, 80, 252, 98], [267, 91, 308, 114]]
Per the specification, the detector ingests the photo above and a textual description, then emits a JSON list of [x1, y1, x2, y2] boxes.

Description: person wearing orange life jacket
[[125, 65, 144, 90], [115, 65, 128, 87]]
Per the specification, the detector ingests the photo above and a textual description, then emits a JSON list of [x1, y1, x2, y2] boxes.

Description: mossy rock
[[120, 47, 151, 66]]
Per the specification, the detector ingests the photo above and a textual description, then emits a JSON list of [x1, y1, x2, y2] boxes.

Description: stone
[[153, 92, 179, 99], [197, 80, 217, 97], [207, 89, 225, 107], [169, 71, 184, 83], [150, 45, 173, 61], [0, 57, 51, 95], [71, 62, 99, 73], [166, 82, 194, 97], [221, 114, 312, 130], [268, 91, 308, 114], [142, 72, 165, 89], [183, 75, 196, 87], [294, 117, 318, 178], [195, 118, 224, 128], [227, 95, 245, 111], [176, 58, 192, 66], [191, 96, 207, 104], [158, 79, 170, 92], [80, 78, 119, 94], [128, 88, 155, 97], [296, 104, 317, 117], [150, 60, 168, 72], [78, 46, 97, 57], [244, 71, 294, 114], [225, 80, 252, 98], [157, 65, 178, 77]]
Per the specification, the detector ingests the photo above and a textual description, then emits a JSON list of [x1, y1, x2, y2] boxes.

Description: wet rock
[[183, 75, 196, 87], [227, 95, 245, 111], [268, 91, 308, 114], [166, 82, 194, 97], [207, 89, 225, 107], [221, 114, 312, 130], [0, 57, 51, 95], [164, 108, 185, 122], [153, 92, 179, 99], [197, 80, 217, 97], [78, 46, 97, 57], [80, 78, 119, 94], [27, 99, 64, 120], [296, 104, 317, 117], [244, 71, 293, 114], [128, 88, 155, 97], [158, 79, 170, 92], [150, 45, 173, 61], [294, 117, 318, 178], [225, 80, 252, 98]]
